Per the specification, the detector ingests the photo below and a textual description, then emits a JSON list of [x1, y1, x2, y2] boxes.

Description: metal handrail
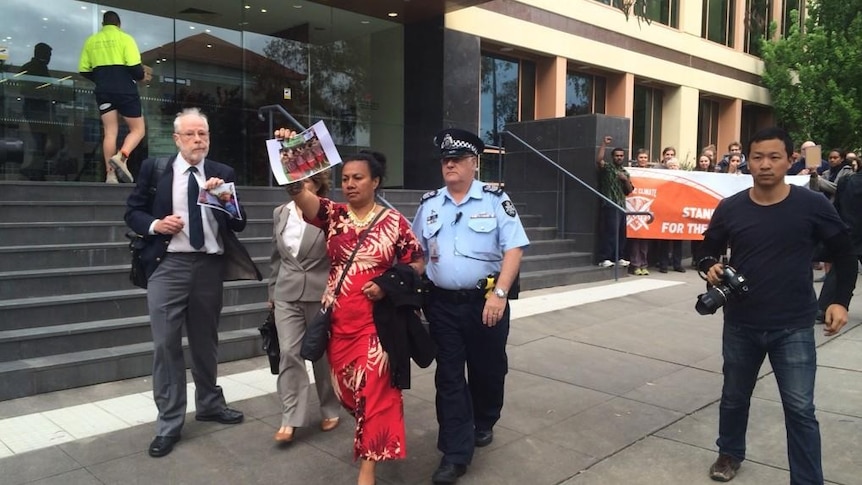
[[256, 105, 394, 210], [501, 129, 653, 281]]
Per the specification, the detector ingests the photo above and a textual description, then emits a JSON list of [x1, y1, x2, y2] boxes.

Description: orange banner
[[625, 169, 810, 240]]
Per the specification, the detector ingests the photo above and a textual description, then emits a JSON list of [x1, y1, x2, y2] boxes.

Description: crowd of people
[[598, 136, 861, 277], [125, 122, 527, 485], [120, 108, 858, 485]]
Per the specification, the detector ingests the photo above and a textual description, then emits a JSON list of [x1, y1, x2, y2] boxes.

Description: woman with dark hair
[[277, 130, 425, 485], [268, 171, 341, 444], [695, 154, 714, 173]]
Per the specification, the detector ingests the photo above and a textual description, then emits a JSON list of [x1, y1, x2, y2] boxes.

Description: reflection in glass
[[1, 0, 403, 185], [480, 55, 519, 146]]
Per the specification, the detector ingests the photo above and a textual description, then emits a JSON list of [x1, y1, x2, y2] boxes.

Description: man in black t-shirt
[[696, 127, 856, 484]]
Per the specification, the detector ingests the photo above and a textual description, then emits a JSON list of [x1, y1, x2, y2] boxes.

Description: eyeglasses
[[176, 131, 209, 139]]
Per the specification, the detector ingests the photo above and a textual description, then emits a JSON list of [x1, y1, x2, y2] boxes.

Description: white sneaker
[[598, 260, 614, 268], [617, 259, 631, 267], [105, 172, 119, 184]]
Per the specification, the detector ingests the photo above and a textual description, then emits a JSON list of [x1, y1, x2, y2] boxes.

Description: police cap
[[434, 128, 485, 159]]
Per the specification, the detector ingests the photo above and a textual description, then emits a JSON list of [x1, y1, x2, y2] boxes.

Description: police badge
[[502, 200, 516, 217]]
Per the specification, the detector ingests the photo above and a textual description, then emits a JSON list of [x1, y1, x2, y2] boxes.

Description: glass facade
[[632, 84, 663, 163], [698, 98, 721, 153], [703, 0, 736, 46], [0, 0, 404, 185], [744, 0, 772, 56], [565, 71, 607, 117]]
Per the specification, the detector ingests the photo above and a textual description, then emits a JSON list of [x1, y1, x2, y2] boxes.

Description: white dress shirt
[[164, 156, 222, 254], [280, 201, 306, 258]]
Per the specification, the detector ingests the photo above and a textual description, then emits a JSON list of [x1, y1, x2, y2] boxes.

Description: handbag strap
[[331, 208, 387, 298]]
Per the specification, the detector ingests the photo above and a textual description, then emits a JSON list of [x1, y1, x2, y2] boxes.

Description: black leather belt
[[429, 285, 485, 304]]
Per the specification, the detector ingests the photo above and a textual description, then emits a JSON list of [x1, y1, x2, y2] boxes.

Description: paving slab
[[2, 446, 82, 485], [508, 336, 683, 396], [25, 469, 103, 485], [3, 274, 862, 485], [622, 366, 723, 414], [532, 396, 684, 460], [560, 435, 791, 485]]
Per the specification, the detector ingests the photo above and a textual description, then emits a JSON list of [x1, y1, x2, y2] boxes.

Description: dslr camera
[[695, 265, 749, 315]]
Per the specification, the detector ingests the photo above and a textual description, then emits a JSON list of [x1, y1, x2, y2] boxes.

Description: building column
[[605, 72, 634, 148], [733, 0, 746, 50], [661, 85, 699, 166], [535, 56, 567, 119], [718, 97, 742, 155], [678, 0, 704, 36]]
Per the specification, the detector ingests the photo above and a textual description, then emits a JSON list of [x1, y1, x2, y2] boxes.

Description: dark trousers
[[657, 239, 683, 270], [717, 324, 821, 484], [598, 204, 627, 262], [425, 292, 509, 466], [147, 253, 227, 436]]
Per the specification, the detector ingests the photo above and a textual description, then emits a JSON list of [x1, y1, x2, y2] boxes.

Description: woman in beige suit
[[268, 172, 341, 443]]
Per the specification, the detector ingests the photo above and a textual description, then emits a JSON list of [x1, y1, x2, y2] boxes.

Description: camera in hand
[[695, 266, 749, 315]]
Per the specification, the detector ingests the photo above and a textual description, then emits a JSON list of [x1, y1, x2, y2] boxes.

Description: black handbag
[[300, 210, 387, 362], [126, 231, 148, 289], [257, 309, 280, 374]]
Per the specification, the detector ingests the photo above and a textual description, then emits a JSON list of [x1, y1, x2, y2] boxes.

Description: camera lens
[[695, 286, 730, 315]]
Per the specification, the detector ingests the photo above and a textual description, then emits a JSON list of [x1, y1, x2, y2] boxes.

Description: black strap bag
[[300, 210, 386, 362], [257, 309, 280, 374]]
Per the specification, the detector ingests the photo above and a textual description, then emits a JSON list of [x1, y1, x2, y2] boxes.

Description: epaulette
[[482, 184, 504, 196], [420, 190, 438, 204]]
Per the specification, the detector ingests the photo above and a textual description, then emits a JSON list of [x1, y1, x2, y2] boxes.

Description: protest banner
[[626, 168, 811, 240], [265, 120, 342, 185]]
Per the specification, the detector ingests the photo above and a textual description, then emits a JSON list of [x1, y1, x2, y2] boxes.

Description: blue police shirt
[[412, 180, 530, 290]]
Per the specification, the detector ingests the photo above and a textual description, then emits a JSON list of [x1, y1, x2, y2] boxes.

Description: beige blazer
[[268, 203, 330, 302]]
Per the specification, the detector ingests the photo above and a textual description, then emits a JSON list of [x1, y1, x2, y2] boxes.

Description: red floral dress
[[307, 198, 423, 461]]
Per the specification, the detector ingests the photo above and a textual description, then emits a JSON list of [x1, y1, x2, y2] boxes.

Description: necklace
[[347, 205, 377, 227]]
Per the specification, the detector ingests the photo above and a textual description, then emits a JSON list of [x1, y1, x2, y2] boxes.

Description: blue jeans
[[717, 324, 822, 485]]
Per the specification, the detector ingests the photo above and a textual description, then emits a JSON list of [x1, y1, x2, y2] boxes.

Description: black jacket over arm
[[372, 264, 436, 390]]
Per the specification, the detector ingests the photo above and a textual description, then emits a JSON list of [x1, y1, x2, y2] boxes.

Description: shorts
[[96, 93, 142, 118]]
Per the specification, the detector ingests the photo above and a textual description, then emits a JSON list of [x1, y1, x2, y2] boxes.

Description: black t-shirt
[[703, 185, 846, 328]]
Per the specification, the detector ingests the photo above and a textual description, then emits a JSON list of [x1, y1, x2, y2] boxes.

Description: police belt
[[428, 283, 486, 304]]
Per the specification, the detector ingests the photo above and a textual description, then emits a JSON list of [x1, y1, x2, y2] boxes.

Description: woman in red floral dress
[[283, 139, 424, 485]]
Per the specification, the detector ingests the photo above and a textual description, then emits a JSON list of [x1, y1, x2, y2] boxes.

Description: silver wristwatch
[[493, 287, 508, 298]]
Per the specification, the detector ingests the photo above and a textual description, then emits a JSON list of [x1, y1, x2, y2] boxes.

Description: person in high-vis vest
[[79, 10, 151, 184]]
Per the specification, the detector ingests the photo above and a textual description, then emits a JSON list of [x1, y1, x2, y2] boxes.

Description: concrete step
[[0, 219, 273, 245], [0, 201, 282, 223], [524, 226, 558, 241], [0, 280, 268, 330], [0, 237, 272, 272], [0, 257, 270, 300], [0, 328, 264, 401], [0, 302, 267, 362], [520, 265, 630, 291], [520, 252, 593, 273]]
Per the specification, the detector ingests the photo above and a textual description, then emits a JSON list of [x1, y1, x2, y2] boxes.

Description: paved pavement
[[1, 269, 860, 485]]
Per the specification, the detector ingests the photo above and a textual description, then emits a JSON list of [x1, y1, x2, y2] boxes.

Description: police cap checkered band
[[434, 128, 485, 159]]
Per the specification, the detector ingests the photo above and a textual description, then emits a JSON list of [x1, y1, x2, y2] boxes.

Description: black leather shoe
[[673, 266, 687, 273], [148, 435, 180, 458], [432, 463, 467, 484], [474, 429, 494, 447], [659, 267, 668, 273], [195, 407, 244, 424]]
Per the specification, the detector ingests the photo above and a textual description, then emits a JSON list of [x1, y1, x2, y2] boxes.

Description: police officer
[[413, 128, 529, 484]]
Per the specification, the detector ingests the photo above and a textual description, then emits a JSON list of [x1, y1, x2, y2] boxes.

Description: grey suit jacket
[[268, 203, 330, 302]]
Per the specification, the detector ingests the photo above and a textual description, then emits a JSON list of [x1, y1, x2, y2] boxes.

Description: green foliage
[[760, 1, 862, 150]]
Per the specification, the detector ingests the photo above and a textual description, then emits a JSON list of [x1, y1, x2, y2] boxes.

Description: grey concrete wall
[[503, 114, 631, 252]]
